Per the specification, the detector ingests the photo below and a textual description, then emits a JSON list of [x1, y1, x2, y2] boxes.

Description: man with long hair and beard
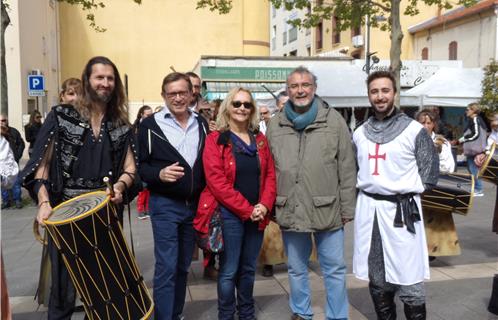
[[21, 56, 137, 319]]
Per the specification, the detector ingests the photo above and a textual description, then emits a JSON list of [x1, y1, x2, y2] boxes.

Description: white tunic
[[353, 120, 430, 285]]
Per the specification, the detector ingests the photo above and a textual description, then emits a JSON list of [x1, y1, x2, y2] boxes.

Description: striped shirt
[[154, 106, 199, 168]]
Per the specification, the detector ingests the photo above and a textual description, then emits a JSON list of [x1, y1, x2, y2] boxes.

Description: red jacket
[[194, 130, 276, 234]]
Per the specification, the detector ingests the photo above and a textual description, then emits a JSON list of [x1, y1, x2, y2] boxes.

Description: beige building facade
[[409, 0, 498, 67], [5, 0, 270, 132], [58, 0, 270, 115], [5, 0, 60, 132]]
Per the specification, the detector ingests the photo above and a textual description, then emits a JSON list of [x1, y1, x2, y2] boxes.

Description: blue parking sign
[[28, 75, 45, 96]]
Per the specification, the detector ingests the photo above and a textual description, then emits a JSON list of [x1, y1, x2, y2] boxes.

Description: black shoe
[[488, 274, 498, 315], [404, 303, 426, 320], [262, 265, 274, 277], [15, 201, 23, 209], [370, 284, 397, 320], [1, 202, 10, 210], [291, 314, 306, 320]]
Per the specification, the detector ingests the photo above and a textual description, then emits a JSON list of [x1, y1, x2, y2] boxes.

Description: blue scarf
[[284, 98, 318, 131], [229, 131, 257, 156]]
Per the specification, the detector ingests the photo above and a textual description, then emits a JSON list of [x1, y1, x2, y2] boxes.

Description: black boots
[[488, 274, 498, 315], [370, 285, 396, 320], [404, 303, 426, 320]]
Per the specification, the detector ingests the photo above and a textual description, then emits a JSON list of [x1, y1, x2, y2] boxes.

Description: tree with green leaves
[[0, 0, 141, 116], [197, 0, 476, 97], [480, 59, 498, 115]]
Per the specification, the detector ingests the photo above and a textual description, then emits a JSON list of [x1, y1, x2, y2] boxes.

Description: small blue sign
[[28, 75, 45, 91], [28, 75, 46, 96]]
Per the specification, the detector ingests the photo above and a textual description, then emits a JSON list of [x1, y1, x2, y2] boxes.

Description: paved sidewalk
[[2, 179, 498, 319]]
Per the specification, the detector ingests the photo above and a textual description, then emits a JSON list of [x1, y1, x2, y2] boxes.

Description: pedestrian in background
[[266, 66, 356, 320], [258, 105, 271, 135], [0, 135, 19, 320], [133, 105, 153, 220], [195, 86, 276, 320], [24, 110, 43, 158], [452, 103, 488, 197], [416, 109, 461, 259], [0, 114, 25, 209], [59, 77, 82, 105]]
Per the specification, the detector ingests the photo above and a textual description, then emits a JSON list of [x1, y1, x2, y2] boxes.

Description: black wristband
[[33, 179, 49, 196]]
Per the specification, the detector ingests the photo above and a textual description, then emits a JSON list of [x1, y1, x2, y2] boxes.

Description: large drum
[[479, 143, 498, 185], [44, 191, 153, 319], [421, 172, 474, 216]]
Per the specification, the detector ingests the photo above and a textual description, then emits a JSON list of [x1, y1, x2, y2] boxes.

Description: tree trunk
[[1, 0, 10, 116], [389, 0, 402, 107]]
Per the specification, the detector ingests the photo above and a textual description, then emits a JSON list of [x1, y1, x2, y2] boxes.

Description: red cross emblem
[[368, 143, 386, 176]]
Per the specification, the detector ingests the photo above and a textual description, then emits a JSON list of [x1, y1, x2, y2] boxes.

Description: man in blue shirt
[[138, 72, 208, 320]]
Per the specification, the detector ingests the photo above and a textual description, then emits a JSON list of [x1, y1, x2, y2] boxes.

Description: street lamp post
[[365, 12, 371, 74], [365, 11, 384, 74]]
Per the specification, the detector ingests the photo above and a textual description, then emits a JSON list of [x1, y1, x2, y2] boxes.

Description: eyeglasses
[[288, 83, 314, 90], [165, 91, 189, 99], [36, 116, 42, 119], [0, 119, 6, 122], [232, 101, 254, 109]]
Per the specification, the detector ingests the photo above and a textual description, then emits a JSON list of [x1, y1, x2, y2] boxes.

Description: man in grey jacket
[[266, 66, 356, 320]]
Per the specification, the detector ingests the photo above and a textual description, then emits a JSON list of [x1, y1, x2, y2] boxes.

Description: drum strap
[[362, 191, 420, 234], [126, 199, 135, 256]]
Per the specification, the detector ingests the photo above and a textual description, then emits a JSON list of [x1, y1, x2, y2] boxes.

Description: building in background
[[5, 0, 270, 134], [5, 0, 60, 132], [58, 0, 270, 115], [270, 4, 312, 57], [409, 0, 498, 67], [268, 1, 442, 66]]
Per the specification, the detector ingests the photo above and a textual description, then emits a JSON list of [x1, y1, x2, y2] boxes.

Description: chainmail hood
[[363, 109, 413, 144]]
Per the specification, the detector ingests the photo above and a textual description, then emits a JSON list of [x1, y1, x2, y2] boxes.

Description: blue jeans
[[282, 229, 348, 320], [149, 195, 195, 320], [467, 155, 483, 192], [218, 207, 264, 320], [2, 176, 22, 204]]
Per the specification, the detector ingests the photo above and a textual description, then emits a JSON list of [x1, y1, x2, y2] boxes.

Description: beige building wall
[[5, 0, 60, 133], [411, 12, 496, 67], [58, 0, 270, 116], [313, 3, 440, 61]]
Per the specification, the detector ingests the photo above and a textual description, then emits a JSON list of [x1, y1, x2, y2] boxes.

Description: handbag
[[463, 125, 488, 156], [195, 206, 224, 253]]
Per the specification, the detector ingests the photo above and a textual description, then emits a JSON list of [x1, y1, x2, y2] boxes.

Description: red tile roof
[[408, 0, 498, 34]]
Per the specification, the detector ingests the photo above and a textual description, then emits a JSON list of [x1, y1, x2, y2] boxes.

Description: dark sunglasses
[[232, 101, 254, 109]]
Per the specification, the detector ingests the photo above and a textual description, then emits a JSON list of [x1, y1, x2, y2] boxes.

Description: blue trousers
[[149, 195, 195, 320], [467, 155, 483, 192], [1, 176, 22, 204], [282, 229, 348, 320], [217, 207, 264, 320]]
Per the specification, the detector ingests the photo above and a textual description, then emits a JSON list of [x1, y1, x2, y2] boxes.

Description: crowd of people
[[1, 56, 497, 320]]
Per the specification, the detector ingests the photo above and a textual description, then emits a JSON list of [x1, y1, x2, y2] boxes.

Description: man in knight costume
[[21, 56, 137, 319], [353, 71, 438, 319]]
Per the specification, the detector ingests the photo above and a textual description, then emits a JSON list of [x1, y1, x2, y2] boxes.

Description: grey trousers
[[368, 214, 426, 306]]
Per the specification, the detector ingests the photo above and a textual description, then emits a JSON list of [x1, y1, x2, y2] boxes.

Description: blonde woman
[[194, 87, 276, 320]]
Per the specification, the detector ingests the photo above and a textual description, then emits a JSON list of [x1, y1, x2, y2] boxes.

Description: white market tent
[[255, 65, 371, 109], [402, 67, 484, 107], [310, 65, 371, 107], [256, 65, 484, 109]]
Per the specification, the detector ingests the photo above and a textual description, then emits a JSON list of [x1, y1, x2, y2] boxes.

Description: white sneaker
[[474, 191, 484, 197]]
